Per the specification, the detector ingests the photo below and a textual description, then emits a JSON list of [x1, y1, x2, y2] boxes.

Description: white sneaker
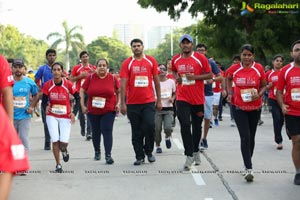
[[230, 120, 236, 127], [244, 169, 254, 182], [241, 166, 247, 176], [183, 156, 194, 171], [193, 152, 201, 166]]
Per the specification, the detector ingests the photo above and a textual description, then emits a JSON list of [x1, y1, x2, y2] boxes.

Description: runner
[[80, 58, 120, 164], [276, 39, 300, 185], [154, 64, 176, 153], [12, 59, 39, 152], [265, 55, 284, 150], [120, 38, 162, 165], [0, 104, 30, 200], [70, 51, 96, 140], [226, 44, 267, 182], [41, 62, 79, 173], [172, 34, 212, 170]]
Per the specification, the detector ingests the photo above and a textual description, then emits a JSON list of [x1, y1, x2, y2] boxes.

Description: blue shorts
[[204, 95, 214, 119]]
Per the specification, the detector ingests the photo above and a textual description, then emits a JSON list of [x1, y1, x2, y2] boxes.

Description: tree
[[138, 0, 300, 65], [47, 21, 85, 71], [87, 36, 131, 70]]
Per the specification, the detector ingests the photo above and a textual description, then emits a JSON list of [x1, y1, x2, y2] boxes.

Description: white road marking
[[173, 137, 206, 186]]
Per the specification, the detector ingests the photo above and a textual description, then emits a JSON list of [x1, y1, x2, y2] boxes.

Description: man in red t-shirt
[[120, 38, 162, 165], [0, 104, 30, 200], [70, 51, 96, 140], [0, 55, 14, 121], [171, 34, 212, 170], [276, 40, 300, 185]]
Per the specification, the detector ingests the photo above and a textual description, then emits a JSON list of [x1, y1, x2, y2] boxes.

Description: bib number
[[13, 96, 27, 108], [51, 104, 67, 115], [240, 88, 257, 102], [182, 74, 195, 85], [291, 88, 300, 101], [134, 76, 148, 87], [92, 97, 106, 108]]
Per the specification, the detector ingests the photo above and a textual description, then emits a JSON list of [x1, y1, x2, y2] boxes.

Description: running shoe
[[183, 156, 194, 171], [294, 173, 300, 185], [165, 138, 172, 149], [147, 154, 156, 163], [277, 143, 283, 150], [105, 156, 114, 165], [156, 147, 162, 154], [94, 151, 101, 161], [230, 120, 236, 127], [244, 169, 254, 182], [214, 118, 219, 126], [86, 134, 92, 141], [62, 149, 69, 162], [201, 139, 208, 150], [258, 119, 264, 126], [55, 164, 62, 173], [193, 152, 201, 166], [133, 159, 145, 166]]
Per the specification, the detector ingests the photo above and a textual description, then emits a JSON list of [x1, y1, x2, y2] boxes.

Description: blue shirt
[[35, 64, 53, 88], [13, 76, 39, 120], [204, 59, 220, 96]]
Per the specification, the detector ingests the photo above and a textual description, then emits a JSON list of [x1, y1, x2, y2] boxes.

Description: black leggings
[[233, 106, 260, 169], [268, 98, 284, 144]]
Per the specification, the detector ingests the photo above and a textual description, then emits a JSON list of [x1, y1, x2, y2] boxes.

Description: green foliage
[[137, 0, 300, 65], [0, 25, 48, 70], [47, 21, 85, 70], [86, 36, 131, 70]]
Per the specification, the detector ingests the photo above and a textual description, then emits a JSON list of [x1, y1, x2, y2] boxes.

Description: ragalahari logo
[[240, 1, 255, 16]]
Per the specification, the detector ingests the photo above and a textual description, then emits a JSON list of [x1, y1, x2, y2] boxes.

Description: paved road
[[9, 107, 300, 200]]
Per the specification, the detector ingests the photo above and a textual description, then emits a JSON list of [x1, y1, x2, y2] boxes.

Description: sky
[[0, 0, 197, 44]]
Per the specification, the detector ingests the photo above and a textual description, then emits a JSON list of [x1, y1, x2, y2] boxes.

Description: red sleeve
[[0, 105, 30, 172], [276, 68, 286, 91], [114, 75, 120, 90], [265, 70, 271, 82], [120, 58, 130, 79], [67, 79, 77, 94], [150, 56, 159, 76], [42, 81, 50, 96], [71, 65, 79, 76], [81, 74, 92, 91], [0, 55, 14, 90]]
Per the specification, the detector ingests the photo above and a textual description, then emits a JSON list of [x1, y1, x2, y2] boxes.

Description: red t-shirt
[[120, 55, 158, 104], [82, 73, 119, 115], [42, 78, 77, 118], [266, 69, 281, 100], [213, 69, 224, 93], [277, 62, 300, 116], [171, 51, 211, 105], [0, 55, 14, 104], [226, 62, 265, 111], [71, 63, 96, 92], [0, 105, 30, 173]]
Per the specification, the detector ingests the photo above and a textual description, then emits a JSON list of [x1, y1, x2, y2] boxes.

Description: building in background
[[147, 26, 172, 49]]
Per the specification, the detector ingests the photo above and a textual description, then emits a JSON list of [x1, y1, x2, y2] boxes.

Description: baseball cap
[[13, 59, 25, 67], [180, 34, 193, 43]]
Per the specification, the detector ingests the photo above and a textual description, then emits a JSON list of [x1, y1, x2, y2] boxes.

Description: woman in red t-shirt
[[42, 62, 80, 173], [226, 44, 267, 182], [80, 58, 120, 164], [265, 55, 284, 150]]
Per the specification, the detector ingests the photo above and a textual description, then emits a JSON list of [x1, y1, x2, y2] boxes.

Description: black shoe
[[62, 149, 69, 162], [147, 154, 156, 163], [105, 156, 114, 165], [55, 164, 62, 173], [94, 152, 101, 160], [294, 173, 300, 185], [133, 159, 145, 166], [44, 142, 51, 150], [86, 134, 92, 141], [81, 130, 85, 136]]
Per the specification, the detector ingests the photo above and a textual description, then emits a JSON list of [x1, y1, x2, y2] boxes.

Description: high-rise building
[[147, 26, 172, 49], [113, 24, 145, 47]]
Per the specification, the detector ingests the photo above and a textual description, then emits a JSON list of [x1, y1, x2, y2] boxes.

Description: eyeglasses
[[159, 68, 167, 71]]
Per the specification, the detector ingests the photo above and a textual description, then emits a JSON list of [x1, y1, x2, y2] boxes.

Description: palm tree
[[47, 21, 85, 71]]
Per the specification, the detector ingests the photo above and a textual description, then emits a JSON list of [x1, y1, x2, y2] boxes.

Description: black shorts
[[285, 114, 300, 138]]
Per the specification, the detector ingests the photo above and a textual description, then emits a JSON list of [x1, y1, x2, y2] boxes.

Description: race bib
[[212, 82, 216, 88], [13, 96, 27, 108], [134, 76, 148, 87], [240, 88, 257, 102], [161, 89, 171, 99], [92, 97, 106, 108], [51, 104, 67, 115], [291, 88, 300, 101], [182, 74, 195, 86]]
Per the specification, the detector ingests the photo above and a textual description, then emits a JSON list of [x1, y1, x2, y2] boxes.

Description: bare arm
[[120, 78, 127, 115], [79, 88, 88, 114], [276, 90, 288, 114], [153, 75, 162, 111]]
